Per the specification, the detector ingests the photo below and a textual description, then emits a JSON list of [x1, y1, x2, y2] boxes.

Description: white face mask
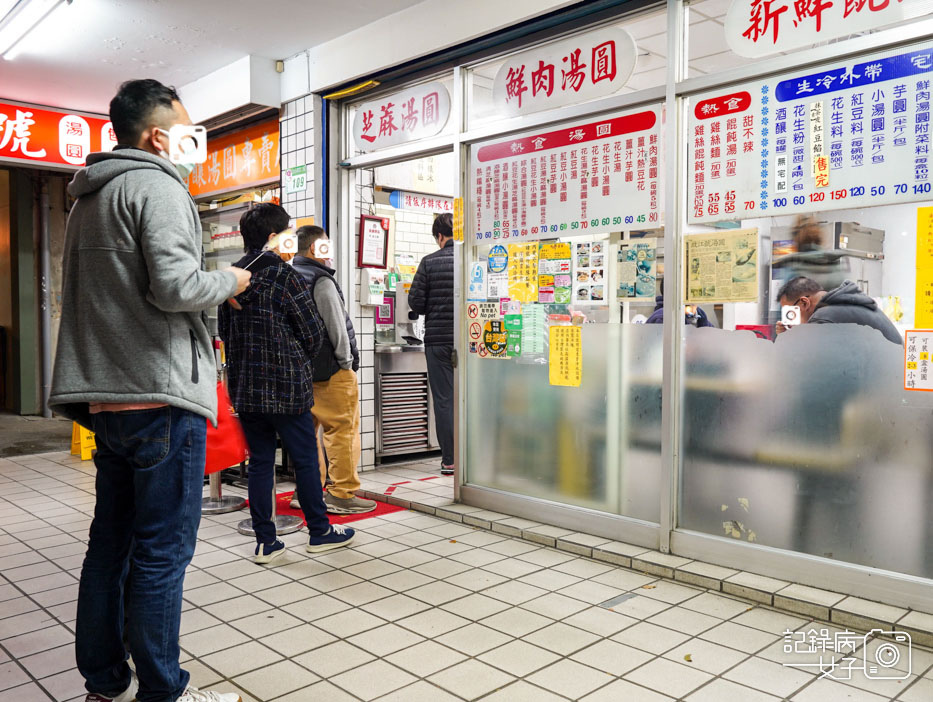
[[154, 128, 199, 181]]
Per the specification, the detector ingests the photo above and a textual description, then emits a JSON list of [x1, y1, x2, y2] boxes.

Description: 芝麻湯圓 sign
[[352, 82, 451, 151]]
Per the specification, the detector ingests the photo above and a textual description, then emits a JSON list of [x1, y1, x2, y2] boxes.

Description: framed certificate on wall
[[358, 215, 390, 269]]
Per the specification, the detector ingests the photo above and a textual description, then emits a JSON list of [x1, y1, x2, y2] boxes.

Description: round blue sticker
[[488, 245, 508, 273]]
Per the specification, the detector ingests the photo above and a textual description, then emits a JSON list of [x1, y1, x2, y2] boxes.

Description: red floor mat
[[272, 490, 405, 525]]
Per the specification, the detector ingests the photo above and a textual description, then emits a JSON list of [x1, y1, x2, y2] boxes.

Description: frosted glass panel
[[466, 323, 661, 522], [680, 324, 933, 578]]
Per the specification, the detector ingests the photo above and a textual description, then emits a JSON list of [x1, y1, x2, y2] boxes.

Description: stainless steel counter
[[374, 345, 438, 458]]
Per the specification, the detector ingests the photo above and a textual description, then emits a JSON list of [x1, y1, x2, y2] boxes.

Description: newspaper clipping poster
[[685, 228, 758, 304], [617, 240, 657, 298]]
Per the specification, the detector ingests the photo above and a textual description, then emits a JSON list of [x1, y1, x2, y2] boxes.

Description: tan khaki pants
[[311, 369, 361, 500]]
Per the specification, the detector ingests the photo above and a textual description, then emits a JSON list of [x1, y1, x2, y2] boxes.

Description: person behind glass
[[645, 278, 714, 327], [290, 226, 376, 514], [49, 80, 252, 702], [772, 215, 849, 291], [218, 203, 355, 565], [776, 276, 902, 344], [408, 213, 455, 475]]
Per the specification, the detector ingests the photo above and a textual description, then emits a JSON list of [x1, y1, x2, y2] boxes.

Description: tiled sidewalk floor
[[1, 452, 932, 701]]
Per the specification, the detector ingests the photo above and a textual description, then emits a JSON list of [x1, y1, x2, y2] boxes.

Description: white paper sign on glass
[[687, 41, 933, 224], [352, 82, 450, 152], [724, 0, 928, 59], [471, 105, 663, 242], [492, 27, 637, 117]]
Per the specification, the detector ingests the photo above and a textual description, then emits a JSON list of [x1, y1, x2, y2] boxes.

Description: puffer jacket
[[810, 280, 902, 345], [408, 240, 454, 346]]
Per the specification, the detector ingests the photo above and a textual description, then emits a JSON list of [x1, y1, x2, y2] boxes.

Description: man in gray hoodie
[[50, 80, 250, 702], [778, 276, 903, 345]]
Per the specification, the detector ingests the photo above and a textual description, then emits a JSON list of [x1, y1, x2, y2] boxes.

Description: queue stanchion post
[[237, 468, 303, 536], [202, 470, 246, 514]]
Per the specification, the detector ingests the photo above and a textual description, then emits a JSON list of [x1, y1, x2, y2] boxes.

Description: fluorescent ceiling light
[[0, 1, 20, 21], [0, 0, 72, 61]]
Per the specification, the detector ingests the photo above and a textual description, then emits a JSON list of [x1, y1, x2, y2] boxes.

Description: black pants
[[425, 344, 454, 466]]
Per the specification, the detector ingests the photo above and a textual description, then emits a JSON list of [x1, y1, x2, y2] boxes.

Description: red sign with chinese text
[[475, 111, 657, 162], [693, 92, 753, 120], [0, 100, 114, 168], [187, 119, 280, 198]]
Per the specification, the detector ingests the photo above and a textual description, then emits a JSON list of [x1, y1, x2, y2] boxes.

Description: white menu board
[[688, 41, 933, 224], [471, 105, 663, 242]]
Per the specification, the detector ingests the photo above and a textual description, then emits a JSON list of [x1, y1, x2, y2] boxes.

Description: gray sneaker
[[323, 492, 377, 514]]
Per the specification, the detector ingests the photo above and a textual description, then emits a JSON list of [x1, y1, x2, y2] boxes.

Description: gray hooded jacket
[[49, 148, 238, 426], [809, 280, 903, 345]]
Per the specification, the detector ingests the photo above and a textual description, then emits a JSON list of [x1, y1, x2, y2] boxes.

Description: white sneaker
[[176, 687, 242, 702], [85, 672, 138, 702]]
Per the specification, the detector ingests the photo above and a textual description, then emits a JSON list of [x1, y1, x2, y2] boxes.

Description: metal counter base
[[375, 345, 439, 459]]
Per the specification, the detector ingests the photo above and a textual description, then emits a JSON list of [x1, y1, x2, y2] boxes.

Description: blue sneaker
[[307, 524, 355, 553], [254, 538, 286, 564]]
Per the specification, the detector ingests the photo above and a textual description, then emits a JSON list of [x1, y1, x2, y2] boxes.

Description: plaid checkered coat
[[219, 251, 324, 414]]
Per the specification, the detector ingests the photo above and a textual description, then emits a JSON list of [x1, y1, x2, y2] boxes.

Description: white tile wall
[[279, 98, 314, 224]]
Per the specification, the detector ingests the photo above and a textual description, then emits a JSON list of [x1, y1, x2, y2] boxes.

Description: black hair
[[296, 225, 327, 254], [239, 203, 291, 252], [432, 212, 453, 240], [109, 79, 180, 146], [777, 276, 824, 302]]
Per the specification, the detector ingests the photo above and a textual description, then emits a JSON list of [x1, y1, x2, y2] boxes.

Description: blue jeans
[[76, 407, 205, 702], [238, 411, 330, 543]]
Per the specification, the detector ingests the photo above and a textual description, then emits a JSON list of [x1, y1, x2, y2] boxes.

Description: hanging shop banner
[[472, 105, 662, 242], [538, 242, 572, 303], [388, 190, 454, 213], [572, 241, 607, 304], [352, 82, 451, 152], [549, 325, 583, 387], [685, 229, 759, 304], [618, 239, 657, 298], [725, 0, 927, 60], [188, 119, 280, 199], [905, 330, 933, 390], [688, 41, 933, 224], [0, 100, 115, 168], [492, 27, 638, 117]]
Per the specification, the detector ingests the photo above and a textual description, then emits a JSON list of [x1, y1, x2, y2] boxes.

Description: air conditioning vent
[[202, 104, 280, 138]]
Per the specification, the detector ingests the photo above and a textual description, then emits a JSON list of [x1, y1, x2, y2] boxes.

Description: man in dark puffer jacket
[[408, 213, 455, 474]]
